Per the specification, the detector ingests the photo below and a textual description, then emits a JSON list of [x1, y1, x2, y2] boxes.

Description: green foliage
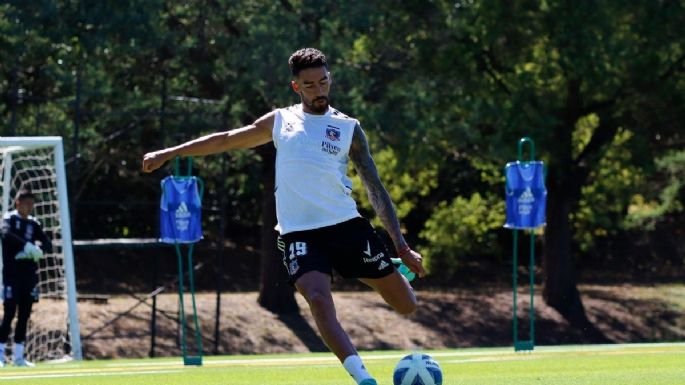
[[0, 0, 683, 277], [572, 128, 645, 252], [351, 147, 438, 225], [626, 150, 685, 230], [420, 193, 504, 277]]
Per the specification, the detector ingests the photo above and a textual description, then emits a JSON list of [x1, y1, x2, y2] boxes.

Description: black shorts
[[280, 217, 395, 284], [2, 283, 39, 304]]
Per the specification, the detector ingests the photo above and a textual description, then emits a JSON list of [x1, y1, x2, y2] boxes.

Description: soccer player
[[0, 188, 52, 367], [142, 48, 425, 385]]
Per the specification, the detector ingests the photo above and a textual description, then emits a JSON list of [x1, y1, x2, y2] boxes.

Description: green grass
[[1, 343, 684, 385]]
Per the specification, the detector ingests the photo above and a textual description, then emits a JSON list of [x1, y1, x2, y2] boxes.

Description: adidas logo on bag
[[175, 202, 191, 219]]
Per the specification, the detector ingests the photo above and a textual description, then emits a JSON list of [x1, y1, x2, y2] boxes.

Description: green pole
[[512, 136, 536, 352], [518, 137, 535, 161], [512, 229, 519, 345], [187, 243, 203, 360], [175, 243, 188, 359], [529, 228, 535, 346], [173, 156, 203, 366]]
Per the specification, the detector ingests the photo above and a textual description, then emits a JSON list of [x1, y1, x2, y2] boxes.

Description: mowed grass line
[[0, 343, 683, 385]]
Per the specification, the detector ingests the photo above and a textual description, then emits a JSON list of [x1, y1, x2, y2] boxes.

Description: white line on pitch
[[0, 369, 181, 380], [99, 342, 685, 369]]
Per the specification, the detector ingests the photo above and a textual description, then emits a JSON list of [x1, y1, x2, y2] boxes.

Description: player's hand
[[16, 242, 41, 262], [24, 242, 44, 262], [400, 248, 426, 278], [30, 244, 44, 262], [142, 150, 172, 173], [15, 251, 31, 260]]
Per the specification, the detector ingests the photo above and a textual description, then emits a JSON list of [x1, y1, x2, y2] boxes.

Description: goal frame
[[0, 136, 82, 360]]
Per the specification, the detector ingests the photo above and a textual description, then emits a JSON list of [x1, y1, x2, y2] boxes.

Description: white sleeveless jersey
[[272, 104, 361, 234]]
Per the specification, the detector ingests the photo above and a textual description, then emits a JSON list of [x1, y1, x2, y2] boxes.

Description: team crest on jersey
[[289, 259, 300, 275], [325, 126, 341, 141]]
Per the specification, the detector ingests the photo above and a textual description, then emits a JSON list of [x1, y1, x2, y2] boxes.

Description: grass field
[[1, 343, 683, 385]]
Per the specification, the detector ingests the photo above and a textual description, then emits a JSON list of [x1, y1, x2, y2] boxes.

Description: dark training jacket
[[1, 210, 53, 290]]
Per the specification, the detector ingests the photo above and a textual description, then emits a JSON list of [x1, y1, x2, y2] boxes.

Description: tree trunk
[[539, 78, 613, 341], [542, 186, 588, 325], [542, 175, 607, 341], [540, 79, 594, 329], [256, 144, 299, 313]]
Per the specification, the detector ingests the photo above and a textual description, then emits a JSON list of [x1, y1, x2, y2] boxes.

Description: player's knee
[[303, 290, 333, 312], [394, 294, 417, 315], [395, 299, 417, 315], [16, 310, 31, 324]]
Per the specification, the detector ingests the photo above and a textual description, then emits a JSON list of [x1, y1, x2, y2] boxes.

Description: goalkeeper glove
[[19, 242, 43, 262], [15, 250, 31, 260]]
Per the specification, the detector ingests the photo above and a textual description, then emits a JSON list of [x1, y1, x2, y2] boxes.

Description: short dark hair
[[15, 188, 34, 201], [288, 48, 328, 77]]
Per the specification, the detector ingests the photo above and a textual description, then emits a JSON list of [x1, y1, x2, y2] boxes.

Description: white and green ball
[[393, 353, 443, 385]]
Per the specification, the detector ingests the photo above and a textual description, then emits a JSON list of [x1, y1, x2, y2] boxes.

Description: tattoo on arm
[[349, 123, 407, 251]]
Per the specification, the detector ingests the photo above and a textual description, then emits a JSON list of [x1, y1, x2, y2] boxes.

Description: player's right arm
[[142, 112, 275, 173], [0, 215, 19, 246], [1, 215, 27, 258]]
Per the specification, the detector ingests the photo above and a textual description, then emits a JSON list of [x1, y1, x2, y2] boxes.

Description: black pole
[[160, 71, 168, 146], [10, 68, 18, 136], [149, 254, 158, 358], [35, 103, 41, 135], [214, 152, 227, 354], [73, 0, 83, 158], [150, 72, 168, 357], [70, 63, 82, 230], [73, 64, 81, 160]]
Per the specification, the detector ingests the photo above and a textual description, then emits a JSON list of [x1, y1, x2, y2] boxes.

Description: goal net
[[0, 137, 81, 362]]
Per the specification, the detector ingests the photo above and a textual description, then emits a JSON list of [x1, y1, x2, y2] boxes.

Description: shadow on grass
[[277, 312, 328, 352]]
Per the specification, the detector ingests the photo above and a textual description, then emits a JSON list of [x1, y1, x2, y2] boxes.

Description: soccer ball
[[393, 353, 443, 385]]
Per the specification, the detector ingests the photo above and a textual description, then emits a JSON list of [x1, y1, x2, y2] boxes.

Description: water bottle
[[391, 258, 416, 282]]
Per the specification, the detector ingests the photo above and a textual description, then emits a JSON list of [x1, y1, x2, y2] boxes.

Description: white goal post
[[0, 136, 81, 361]]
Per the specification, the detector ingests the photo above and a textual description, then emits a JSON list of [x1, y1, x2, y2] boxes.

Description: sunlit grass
[[1, 343, 684, 385]]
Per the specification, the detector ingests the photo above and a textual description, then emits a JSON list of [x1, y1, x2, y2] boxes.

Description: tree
[[333, 0, 684, 328], [3, 0, 682, 327]]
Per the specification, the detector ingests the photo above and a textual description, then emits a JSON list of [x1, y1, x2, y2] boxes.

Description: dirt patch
[[74, 284, 685, 359]]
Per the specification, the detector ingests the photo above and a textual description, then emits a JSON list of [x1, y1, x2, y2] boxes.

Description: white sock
[[14, 343, 24, 361], [343, 354, 373, 384]]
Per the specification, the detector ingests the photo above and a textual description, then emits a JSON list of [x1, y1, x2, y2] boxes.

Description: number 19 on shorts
[[288, 242, 307, 259]]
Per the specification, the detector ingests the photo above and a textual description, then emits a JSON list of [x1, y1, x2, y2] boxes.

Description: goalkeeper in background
[[0, 188, 52, 367]]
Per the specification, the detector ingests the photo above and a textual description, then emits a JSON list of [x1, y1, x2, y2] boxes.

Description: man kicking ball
[[142, 48, 425, 385]]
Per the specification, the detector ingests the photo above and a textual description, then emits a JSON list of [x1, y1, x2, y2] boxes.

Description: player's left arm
[[34, 221, 53, 254], [349, 122, 425, 277]]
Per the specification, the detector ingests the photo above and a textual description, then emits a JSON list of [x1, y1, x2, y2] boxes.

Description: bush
[[420, 192, 504, 278]]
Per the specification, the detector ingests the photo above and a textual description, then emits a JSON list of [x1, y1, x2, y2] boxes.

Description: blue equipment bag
[[504, 161, 547, 229], [160, 176, 203, 244]]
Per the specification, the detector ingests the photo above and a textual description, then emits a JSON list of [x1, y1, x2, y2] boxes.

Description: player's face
[[16, 198, 34, 218], [291, 66, 331, 114]]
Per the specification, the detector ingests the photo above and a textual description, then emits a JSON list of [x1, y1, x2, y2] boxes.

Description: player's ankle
[[343, 354, 373, 384], [13, 343, 25, 362]]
